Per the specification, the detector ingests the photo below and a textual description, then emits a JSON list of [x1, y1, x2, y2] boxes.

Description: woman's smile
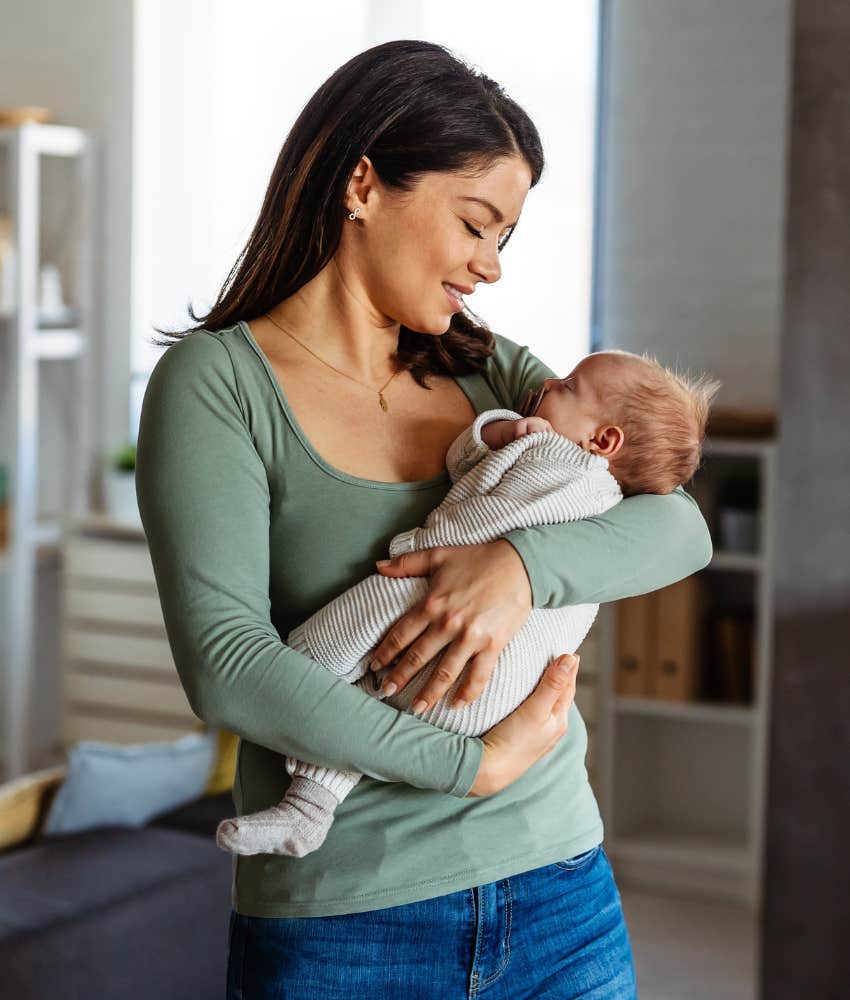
[[442, 282, 466, 312]]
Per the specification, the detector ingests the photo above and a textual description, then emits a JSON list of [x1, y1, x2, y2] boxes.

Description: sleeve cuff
[[388, 526, 419, 558], [445, 407, 523, 482], [447, 736, 486, 797], [461, 407, 524, 468], [471, 408, 524, 446]]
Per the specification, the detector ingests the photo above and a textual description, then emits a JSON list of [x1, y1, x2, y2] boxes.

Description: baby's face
[[532, 353, 616, 447]]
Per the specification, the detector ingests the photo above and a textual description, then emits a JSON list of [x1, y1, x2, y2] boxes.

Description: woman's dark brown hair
[[151, 39, 545, 386]]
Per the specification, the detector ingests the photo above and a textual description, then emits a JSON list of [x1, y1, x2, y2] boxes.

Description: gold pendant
[[379, 394, 388, 412]]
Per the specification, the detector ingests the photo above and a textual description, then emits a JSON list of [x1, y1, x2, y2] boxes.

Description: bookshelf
[[598, 435, 777, 908], [0, 123, 96, 781]]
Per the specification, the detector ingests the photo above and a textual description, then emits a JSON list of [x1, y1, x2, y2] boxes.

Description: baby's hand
[[481, 416, 554, 449]]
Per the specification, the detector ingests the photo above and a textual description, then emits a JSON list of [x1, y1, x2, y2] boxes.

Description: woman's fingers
[[444, 643, 500, 710], [374, 548, 435, 581], [549, 654, 579, 718], [378, 627, 451, 703], [370, 548, 487, 705], [409, 634, 498, 713], [369, 542, 533, 713], [369, 608, 431, 679], [376, 623, 487, 713], [470, 653, 580, 797], [539, 654, 579, 721], [369, 550, 443, 675]]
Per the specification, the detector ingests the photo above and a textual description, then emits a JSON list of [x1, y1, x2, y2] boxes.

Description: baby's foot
[[215, 781, 339, 857]]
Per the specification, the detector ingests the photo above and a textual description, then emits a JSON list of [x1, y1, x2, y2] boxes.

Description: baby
[[513, 348, 718, 497], [216, 349, 720, 858]]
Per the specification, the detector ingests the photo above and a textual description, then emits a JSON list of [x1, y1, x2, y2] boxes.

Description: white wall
[[597, 0, 791, 409]]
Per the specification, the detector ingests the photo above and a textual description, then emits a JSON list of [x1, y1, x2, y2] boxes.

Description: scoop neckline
[[237, 318, 475, 492]]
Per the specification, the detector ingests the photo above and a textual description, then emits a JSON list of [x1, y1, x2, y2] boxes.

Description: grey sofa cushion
[[0, 825, 232, 999]]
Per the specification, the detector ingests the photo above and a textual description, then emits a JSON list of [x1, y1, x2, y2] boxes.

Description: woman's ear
[[345, 154, 377, 216], [588, 425, 624, 458]]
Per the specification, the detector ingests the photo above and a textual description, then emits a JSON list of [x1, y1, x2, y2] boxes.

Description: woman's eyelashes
[[463, 220, 514, 252], [498, 227, 515, 252]]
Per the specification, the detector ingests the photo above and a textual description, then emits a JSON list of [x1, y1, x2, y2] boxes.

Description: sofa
[[0, 772, 236, 999]]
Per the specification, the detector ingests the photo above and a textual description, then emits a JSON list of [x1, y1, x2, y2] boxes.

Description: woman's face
[[344, 154, 533, 335]]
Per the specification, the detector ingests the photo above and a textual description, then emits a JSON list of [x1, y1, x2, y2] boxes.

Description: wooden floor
[[619, 886, 758, 999]]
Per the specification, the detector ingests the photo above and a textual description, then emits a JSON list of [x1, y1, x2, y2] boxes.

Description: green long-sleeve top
[[135, 319, 712, 918]]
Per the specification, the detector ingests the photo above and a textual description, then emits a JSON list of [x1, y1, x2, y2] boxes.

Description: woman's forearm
[[500, 486, 713, 607], [135, 331, 483, 798]]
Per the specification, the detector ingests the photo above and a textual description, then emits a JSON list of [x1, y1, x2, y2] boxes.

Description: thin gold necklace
[[264, 311, 403, 412]]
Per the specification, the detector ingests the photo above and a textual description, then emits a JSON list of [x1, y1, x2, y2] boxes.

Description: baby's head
[[532, 350, 721, 496]]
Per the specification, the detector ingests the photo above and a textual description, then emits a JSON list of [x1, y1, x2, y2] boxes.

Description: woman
[[136, 40, 711, 998]]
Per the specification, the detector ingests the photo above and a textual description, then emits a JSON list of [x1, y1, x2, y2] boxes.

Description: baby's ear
[[591, 425, 625, 457]]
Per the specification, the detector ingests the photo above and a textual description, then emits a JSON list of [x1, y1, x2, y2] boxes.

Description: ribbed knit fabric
[[216, 408, 623, 853]]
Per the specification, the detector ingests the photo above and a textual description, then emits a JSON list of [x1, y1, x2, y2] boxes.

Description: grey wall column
[[762, 2, 850, 997]]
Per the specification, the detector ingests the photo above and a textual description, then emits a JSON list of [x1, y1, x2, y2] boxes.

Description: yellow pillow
[[0, 765, 67, 851], [204, 729, 238, 795]]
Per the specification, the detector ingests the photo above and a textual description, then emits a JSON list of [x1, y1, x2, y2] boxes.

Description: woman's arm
[[489, 333, 714, 608], [135, 332, 483, 797]]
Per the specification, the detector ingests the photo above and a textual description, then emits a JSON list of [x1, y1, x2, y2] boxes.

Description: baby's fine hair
[[595, 349, 722, 497]]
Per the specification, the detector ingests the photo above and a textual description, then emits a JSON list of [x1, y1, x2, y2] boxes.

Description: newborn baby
[[216, 348, 720, 857], [514, 348, 718, 497]]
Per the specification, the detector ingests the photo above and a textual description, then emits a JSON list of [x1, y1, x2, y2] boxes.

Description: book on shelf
[[616, 577, 703, 703], [650, 576, 702, 702], [705, 609, 755, 704], [615, 592, 654, 697]]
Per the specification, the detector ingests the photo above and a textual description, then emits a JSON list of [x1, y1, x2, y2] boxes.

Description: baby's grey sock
[[215, 779, 340, 857]]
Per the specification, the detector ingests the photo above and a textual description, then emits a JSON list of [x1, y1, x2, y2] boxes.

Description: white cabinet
[[60, 516, 203, 748]]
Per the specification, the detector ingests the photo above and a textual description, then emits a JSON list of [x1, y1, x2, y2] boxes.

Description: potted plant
[[103, 443, 140, 523]]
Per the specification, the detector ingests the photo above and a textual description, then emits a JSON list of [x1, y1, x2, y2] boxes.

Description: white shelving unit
[[599, 436, 777, 908], [0, 122, 96, 781], [60, 515, 202, 747]]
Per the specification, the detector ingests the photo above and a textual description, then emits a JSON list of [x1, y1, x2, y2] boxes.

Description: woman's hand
[[369, 540, 533, 715], [467, 653, 580, 797]]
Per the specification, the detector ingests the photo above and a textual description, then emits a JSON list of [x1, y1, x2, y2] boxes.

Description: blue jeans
[[226, 843, 637, 998]]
